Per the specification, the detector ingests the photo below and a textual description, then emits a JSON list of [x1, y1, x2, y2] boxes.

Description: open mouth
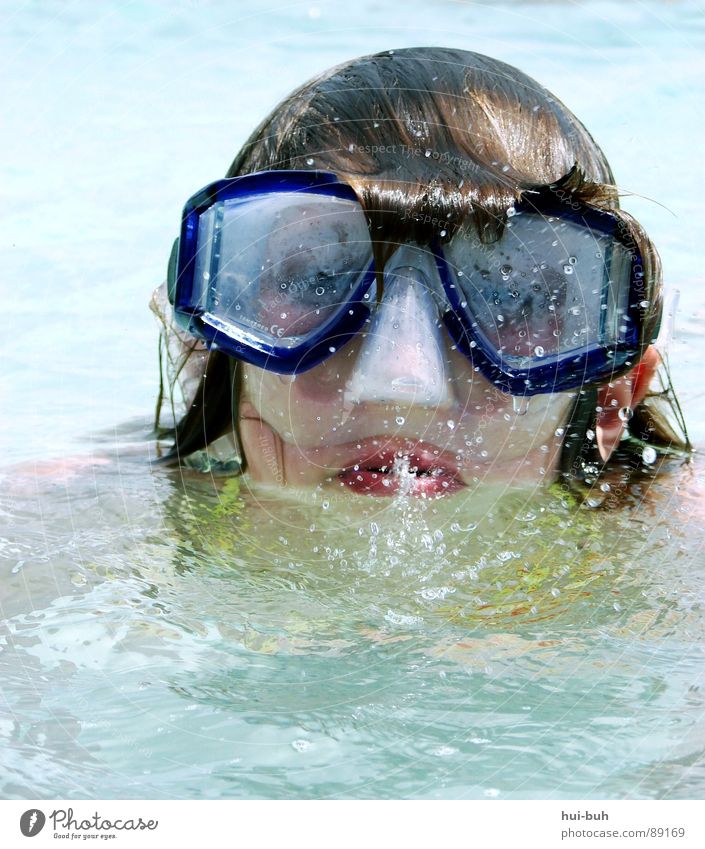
[[337, 442, 464, 497]]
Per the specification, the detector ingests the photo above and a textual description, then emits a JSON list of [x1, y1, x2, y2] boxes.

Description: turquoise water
[[1, 0, 704, 799]]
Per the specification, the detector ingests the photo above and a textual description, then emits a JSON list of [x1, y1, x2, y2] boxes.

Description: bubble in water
[[500, 264, 512, 275], [640, 300, 650, 309], [447, 419, 456, 430], [568, 256, 577, 265], [291, 739, 311, 752], [395, 416, 405, 425], [618, 407, 633, 422], [563, 265, 574, 275], [315, 286, 325, 295], [533, 345, 545, 357], [506, 206, 516, 217], [642, 446, 657, 465], [305, 157, 314, 166]]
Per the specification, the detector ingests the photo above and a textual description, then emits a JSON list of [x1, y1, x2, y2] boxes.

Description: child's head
[[156, 47, 684, 497]]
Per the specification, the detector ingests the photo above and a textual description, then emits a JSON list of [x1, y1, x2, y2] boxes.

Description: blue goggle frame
[[168, 170, 651, 396]]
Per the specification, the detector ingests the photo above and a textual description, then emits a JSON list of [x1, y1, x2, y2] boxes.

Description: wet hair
[[156, 46, 690, 496]]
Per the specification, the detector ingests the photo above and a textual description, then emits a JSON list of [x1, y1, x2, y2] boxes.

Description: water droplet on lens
[[642, 446, 657, 465]]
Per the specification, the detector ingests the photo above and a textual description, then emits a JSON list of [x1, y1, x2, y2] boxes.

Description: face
[[237, 243, 575, 497]]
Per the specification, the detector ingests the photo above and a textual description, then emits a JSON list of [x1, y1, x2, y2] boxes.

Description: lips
[[336, 439, 464, 497]]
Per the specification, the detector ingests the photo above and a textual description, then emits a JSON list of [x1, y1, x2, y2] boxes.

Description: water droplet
[[639, 300, 650, 309], [512, 396, 530, 415], [642, 446, 657, 465], [600, 483, 611, 492], [315, 286, 325, 296], [395, 416, 405, 425], [551, 587, 560, 597], [563, 264, 574, 275], [618, 407, 633, 422], [613, 602, 622, 613], [496, 314, 504, 322], [425, 149, 432, 157], [291, 739, 311, 752], [322, 500, 330, 510], [305, 157, 314, 166], [586, 428, 595, 441], [506, 206, 516, 217], [447, 419, 456, 430], [440, 229, 447, 237], [500, 264, 512, 275], [533, 345, 545, 357]]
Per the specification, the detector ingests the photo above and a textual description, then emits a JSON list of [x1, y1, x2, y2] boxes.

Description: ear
[[595, 346, 661, 462]]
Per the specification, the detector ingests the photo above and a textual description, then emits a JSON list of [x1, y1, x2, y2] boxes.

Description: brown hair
[[157, 47, 689, 488]]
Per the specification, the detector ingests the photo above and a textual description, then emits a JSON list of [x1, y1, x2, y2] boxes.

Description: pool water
[[1, 0, 704, 799]]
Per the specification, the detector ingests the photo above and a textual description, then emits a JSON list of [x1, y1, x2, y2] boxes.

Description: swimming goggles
[[168, 170, 653, 396]]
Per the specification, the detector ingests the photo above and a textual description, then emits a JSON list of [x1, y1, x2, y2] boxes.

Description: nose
[[344, 245, 452, 407]]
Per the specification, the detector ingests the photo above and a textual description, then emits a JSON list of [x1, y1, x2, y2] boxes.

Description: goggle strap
[[167, 237, 180, 305], [558, 386, 599, 482]]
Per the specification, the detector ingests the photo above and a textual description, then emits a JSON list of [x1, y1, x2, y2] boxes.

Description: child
[[152, 47, 689, 499]]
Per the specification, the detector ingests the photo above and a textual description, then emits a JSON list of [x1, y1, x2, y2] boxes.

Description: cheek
[[240, 346, 358, 420]]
